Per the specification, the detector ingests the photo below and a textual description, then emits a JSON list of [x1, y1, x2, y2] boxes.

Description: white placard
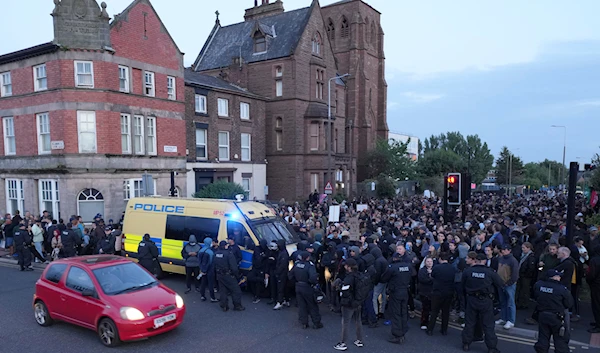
[[356, 204, 368, 212], [328, 205, 340, 223], [164, 145, 178, 153], [51, 141, 64, 150]]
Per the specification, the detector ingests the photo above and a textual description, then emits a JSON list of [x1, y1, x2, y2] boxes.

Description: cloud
[[400, 91, 445, 103], [575, 99, 600, 107], [388, 101, 399, 110]]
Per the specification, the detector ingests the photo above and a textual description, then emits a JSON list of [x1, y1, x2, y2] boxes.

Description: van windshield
[[250, 219, 299, 245]]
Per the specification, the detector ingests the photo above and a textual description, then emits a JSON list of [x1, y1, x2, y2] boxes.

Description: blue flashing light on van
[[133, 203, 185, 214]]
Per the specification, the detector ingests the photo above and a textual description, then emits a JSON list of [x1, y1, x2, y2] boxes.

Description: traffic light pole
[[443, 174, 449, 224]]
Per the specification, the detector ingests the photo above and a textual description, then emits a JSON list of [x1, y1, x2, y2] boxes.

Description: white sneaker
[[273, 303, 283, 310], [353, 340, 364, 347], [503, 321, 514, 330], [495, 319, 506, 325], [334, 342, 348, 351], [420, 325, 427, 330]]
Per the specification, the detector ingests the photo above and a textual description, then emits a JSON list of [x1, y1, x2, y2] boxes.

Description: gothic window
[[327, 18, 335, 40], [312, 32, 322, 55], [341, 16, 349, 38]]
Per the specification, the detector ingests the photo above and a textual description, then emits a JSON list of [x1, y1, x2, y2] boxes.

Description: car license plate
[[153, 313, 176, 328]]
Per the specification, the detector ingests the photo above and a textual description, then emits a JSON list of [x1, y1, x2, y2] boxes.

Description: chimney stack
[[245, 0, 284, 21]]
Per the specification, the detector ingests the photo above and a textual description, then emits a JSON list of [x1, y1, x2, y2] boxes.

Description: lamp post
[[551, 125, 567, 190], [328, 74, 349, 192]]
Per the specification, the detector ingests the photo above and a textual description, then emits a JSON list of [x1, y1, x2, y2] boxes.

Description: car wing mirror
[[82, 289, 96, 298]]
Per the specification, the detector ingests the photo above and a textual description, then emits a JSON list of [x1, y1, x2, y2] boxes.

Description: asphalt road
[[0, 263, 585, 353]]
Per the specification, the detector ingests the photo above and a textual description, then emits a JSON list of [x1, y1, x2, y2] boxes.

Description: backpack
[[366, 264, 378, 286], [352, 272, 372, 307]]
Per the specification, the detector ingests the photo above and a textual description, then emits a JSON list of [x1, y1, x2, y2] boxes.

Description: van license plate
[[153, 313, 176, 328]]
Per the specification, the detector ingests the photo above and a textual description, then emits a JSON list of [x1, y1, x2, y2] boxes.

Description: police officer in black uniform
[[288, 251, 323, 329], [381, 252, 414, 344], [462, 253, 504, 353], [137, 234, 160, 276], [533, 269, 574, 353], [61, 223, 80, 258], [14, 222, 33, 271], [214, 241, 245, 312]]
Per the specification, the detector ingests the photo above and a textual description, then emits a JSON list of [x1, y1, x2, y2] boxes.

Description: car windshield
[[92, 262, 158, 296], [251, 219, 299, 245]]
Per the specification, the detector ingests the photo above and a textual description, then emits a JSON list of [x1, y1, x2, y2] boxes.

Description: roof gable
[[193, 7, 312, 72], [111, 0, 183, 55]]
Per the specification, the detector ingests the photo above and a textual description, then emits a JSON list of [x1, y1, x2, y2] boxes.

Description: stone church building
[[192, 0, 388, 201]]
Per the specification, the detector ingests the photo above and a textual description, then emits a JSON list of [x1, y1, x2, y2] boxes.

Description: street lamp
[[328, 73, 349, 191], [551, 125, 567, 189]]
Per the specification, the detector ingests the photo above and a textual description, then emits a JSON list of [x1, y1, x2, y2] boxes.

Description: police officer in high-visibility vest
[[533, 269, 574, 353], [288, 251, 323, 329], [214, 241, 245, 312], [462, 253, 504, 353]]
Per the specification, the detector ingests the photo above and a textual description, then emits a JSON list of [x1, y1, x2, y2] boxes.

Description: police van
[[122, 197, 299, 275]]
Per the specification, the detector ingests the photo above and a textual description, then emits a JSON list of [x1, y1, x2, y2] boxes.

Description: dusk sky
[[2, 0, 599, 165]]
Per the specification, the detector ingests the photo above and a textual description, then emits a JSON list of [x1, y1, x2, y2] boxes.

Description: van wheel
[[34, 301, 53, 327], [98, 318, 121, 347]]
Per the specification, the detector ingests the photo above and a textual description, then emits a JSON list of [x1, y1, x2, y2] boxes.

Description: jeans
[[362, 290, 376, 324], [499, 283, 516, 323], [34, 242, 44, 261], [373, 283, 387, 314], [341, 306, 363, 343]]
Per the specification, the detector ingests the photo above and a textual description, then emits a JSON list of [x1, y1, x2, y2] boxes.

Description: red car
[[33, 255, 185, 347]]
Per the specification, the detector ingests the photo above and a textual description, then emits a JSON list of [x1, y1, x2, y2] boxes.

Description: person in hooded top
[[181, 234, 201, 294], [198, 237, 218, 302], [249, 239, 269, 304]]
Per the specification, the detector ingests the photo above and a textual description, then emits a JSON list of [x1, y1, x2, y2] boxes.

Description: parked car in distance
[[33, 255, 185, 347]]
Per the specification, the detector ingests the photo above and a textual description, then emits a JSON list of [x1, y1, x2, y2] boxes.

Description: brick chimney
[[244, 0, 284, 21]]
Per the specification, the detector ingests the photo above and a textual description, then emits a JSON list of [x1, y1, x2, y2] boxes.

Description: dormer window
[[312, 33, 322, 55], [254, 32, 266, 53]]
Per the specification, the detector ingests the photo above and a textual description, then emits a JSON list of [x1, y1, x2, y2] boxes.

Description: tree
[[192, 180, 246, 200], [363, 138, 416, 181], [521, 159, 566, 188], [376, 175, 396, 198], [419, 132, 493, 183], [495, 147, 524, 186]]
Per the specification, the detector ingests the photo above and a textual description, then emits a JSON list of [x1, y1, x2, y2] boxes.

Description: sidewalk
[[0, 248, 48, 269]]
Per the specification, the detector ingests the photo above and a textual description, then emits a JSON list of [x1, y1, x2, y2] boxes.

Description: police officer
[[137, 234, 160, 276], [462, 253, 504, 353], [61, 223, 80, 258], [14, 222, 33, 271], [533, 269, 574, 353], [288, 251, 323, 329], [381, 252, 414, 344], [214, 241, 245, 312]]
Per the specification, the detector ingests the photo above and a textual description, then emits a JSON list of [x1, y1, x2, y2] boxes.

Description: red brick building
[[184, 70, 268, 199], [0, 0, 186, 221], [192, 0, 387, 201]]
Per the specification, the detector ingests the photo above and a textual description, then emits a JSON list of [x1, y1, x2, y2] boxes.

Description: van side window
[[165, 215, 220, 242], [227, 221, 251, 249]]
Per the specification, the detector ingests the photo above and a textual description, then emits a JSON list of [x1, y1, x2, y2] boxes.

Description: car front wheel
[[34, 301, 53, 327], [98, 318, 121, 347]]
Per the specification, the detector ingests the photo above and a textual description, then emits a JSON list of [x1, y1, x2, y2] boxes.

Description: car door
[[63, 265, 105, 329], [40, 263, 69, 319]]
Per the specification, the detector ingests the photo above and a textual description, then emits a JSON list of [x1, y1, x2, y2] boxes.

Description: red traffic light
[[447, 176, 456, 184]]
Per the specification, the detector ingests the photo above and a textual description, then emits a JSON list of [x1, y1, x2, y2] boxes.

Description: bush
[[585, 213, 600, 227], [192, 180, 246, 200], [376, 175, 397, 198], [334, 192, 347, 204]]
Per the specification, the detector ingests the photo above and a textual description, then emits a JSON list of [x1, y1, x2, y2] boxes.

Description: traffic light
[[447, 172, 462, 205]]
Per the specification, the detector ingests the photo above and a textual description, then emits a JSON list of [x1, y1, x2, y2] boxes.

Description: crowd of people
[[1, 210, 125, 269], [2, 191, 600, 353], [183, 192, 600, 352]]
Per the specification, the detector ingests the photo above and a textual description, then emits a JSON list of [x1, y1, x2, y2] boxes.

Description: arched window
[[341, 16, 349, 38], [77, 188, 104, 223], [371, 22, 377, 46], [312, 32, 322, 55], [275, 66, 283, 77], [327, 18, 335, 40]]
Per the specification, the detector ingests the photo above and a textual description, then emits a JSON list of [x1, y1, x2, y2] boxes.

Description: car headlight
[[120, 307, 145, 321], [175, 294, 184, 309]]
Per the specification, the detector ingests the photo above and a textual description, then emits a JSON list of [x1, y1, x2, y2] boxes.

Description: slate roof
[[193, 7, 312, 72], [0, 42, 60, 66], [184, 69, 265, 99]]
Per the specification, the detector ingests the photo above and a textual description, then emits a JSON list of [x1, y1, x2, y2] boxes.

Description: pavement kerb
[[0, 256, 47, 269]]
